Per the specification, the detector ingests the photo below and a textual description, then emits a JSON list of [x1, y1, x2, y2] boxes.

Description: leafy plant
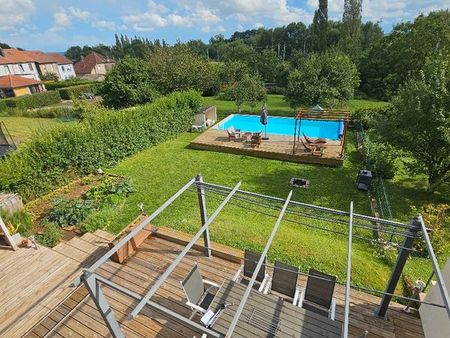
[[0, 209, 33, 236], [46, 197, 95, 227], [37, 222, 62, 247], [81, 206, 118, 233], [84, 176, 134, 201]]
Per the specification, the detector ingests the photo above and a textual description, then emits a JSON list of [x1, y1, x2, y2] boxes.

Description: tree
[[286, 51, 359, 108], [340, 0, 363, 60], [224, 74, 267, 112], [254, 49, 282, 82], [361, 10, 450, 99], [146, 45, 219, 95], [310, 0, 328, 52], [99, 56, 159, 108], [375, 54, 450, 192]]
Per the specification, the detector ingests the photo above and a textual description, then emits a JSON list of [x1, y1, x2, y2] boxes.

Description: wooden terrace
[[17, 227, 425, 338], [190, 129, 344, 166]]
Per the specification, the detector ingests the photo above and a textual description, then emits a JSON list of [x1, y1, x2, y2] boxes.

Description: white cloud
[[49, 11, 71, 32], [0, 0, 35, 31], [168, 14, 192, 27], [92, 20, 118, 31], [68, 7, 91, 21]]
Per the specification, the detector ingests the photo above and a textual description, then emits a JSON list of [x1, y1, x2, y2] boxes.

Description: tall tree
[[311, 0, 329, 52], [341, 0, 363, 60]]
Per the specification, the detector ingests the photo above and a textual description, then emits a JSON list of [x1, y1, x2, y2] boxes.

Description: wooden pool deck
[[190, 129, 344, 166], [19, 227, 424, 338]]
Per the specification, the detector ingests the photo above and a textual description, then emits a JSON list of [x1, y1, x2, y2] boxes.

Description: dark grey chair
[[181, 265, 219, 319], [232, 249, 269, 292], [298, 268, 337, 320], [263, 260, 301, 305]]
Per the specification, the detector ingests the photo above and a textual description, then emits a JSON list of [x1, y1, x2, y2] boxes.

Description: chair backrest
[[182, 265, 205, 305], [244, 250, 266, 282], [272, 261, 298, 298], [228, 126, 236, 133], [304, 268, 336, 309]]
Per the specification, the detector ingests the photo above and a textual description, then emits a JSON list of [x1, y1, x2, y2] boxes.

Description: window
[[61, 66, 65, 71], [28, 63, 33, 71], [3, 65, 9, 74], [19, 64, 25, 72]]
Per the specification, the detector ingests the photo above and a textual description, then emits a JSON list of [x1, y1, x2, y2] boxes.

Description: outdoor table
[[208, 279, 342, 338]]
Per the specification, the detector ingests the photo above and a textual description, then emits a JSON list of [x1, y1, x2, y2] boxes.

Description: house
[[74, 52, 115, 80], [0, 48, 41, 80], [47, 53, 76, 80], [0, 75, 46, 98], [25, 50, 60, 80]]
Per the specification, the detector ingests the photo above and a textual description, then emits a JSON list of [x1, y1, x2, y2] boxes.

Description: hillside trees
[[286, 51, 359, 108]]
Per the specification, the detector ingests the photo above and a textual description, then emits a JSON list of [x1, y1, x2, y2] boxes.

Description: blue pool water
[[215, 114, 343, 140]]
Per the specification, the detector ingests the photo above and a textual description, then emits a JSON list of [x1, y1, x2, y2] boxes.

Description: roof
[[0, 48, 73, 65], [0, 48, 35, 65], [0, 75, 42, 89], [74, 52, 115, 75]]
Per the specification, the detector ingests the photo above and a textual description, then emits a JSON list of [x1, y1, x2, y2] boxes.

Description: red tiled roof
[[0, 48, 73, 65], [46, 53, 72, 65], [0, 75, 42, 89], [74, 52, 115, 75], [0, 48, 35, 65]]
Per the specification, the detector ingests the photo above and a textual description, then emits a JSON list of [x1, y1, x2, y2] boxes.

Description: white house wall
[[0, 63, 40, 80], [57, 64, 76, 80]]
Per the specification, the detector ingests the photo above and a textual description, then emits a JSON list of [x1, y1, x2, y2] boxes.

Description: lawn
[[0, 116, 74, 144]]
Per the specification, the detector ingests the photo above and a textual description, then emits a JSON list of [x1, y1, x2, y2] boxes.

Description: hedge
[[0, 90, 202, 200], [59, 83, 100, 100], [1, 91, 62, 110], [45, 80, 97, 91]]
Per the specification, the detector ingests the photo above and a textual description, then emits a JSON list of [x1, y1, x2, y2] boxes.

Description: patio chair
[[233, 249, 269, 292], [263, 261, 301, 306], [303, 133, 327, 144], [181, 264, 220, 319], [251, 131, 262, 147], [227, 126, 241, 141], [301, 138, 324, 156], [298, 268, 337, 320]]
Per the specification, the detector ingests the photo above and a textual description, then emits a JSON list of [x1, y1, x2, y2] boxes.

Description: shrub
[[0, 209, 33, 236], [81, 206, 118, 233], [59, 83, 100, 100], [37, 222, 62, 247], [0, 90, 202, 200], [47, 197, 95, 227], [84, 176, 134, 201], [45, 79, 95, 91], [2, 91, 61, 109], [19, 106, 79, 119], [41, 73, 59, 81], [352, 106, 392, 129], [266, 86, 286, 95], [364, 135, 398, 179]]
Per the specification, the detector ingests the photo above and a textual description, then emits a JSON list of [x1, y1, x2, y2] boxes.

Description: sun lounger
[[227, 126, 241, 141], [301, 138, 324, 156], [303, 133, 327, 144]]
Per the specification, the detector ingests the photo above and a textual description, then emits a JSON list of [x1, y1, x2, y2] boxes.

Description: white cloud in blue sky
[[0, 0, 449, 51]]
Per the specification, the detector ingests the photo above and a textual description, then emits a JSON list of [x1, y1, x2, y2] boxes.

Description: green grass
[[0, 116, 74, 144]]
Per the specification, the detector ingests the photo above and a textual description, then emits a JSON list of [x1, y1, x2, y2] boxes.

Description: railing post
[[377, 217, 421, 318], [84, 273, 125, 338], [196, 174, 211, 257]]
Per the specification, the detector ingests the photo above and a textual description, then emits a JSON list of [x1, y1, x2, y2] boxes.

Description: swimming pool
[[215, 114, 343, 140]]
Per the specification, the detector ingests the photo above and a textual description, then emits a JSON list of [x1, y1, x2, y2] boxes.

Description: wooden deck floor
[[190, 129, 344, 166], [24, 227, 424, 338], [0, 230, 115, 338]]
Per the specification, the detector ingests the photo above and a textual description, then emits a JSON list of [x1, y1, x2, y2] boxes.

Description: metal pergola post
[[71, 177, 196, 287], [342, 201, 354, 338], [196, 174, 211, 257], [83, 274, 125, 338], [377, 217, 421, 318], [418, 215, 450, 319], [129, 181, 242, 319], [226, 190, 293, 337]]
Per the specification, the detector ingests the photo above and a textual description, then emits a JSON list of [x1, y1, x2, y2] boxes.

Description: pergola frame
[[293, 109, 351, 158], [72, 174, 450, 338]]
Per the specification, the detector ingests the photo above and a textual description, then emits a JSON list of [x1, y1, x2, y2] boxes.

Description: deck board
[[25, 228, 424, 338], [190, 129, 344, 166]]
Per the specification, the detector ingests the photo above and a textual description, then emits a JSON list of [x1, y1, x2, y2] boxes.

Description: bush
[[0, 209, 33, 236], [14, 106, 78, 119], [364, 134, 398, 179], [81, 206, 118, 233], [2, 91, 62, 109], [37, 222, 62, 247], [266, 86, 286, 95], [47, 197, 95, 227], [45, 79, 95, 91], [84, 176, 134, 201], [59, 83, 100, 100], [0, 90, 202, 200], [352, 106, 392, 129], [41, 73, 59, 82]]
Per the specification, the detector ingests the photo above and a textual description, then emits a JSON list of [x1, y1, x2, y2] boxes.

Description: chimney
[[0, 48, 4, 57]]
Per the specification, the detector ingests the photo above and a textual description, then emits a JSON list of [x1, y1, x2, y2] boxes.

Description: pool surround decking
[[190, 129, 344, 166]]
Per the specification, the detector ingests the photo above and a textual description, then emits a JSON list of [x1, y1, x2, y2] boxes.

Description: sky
[[1, 0, 449, 52]]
